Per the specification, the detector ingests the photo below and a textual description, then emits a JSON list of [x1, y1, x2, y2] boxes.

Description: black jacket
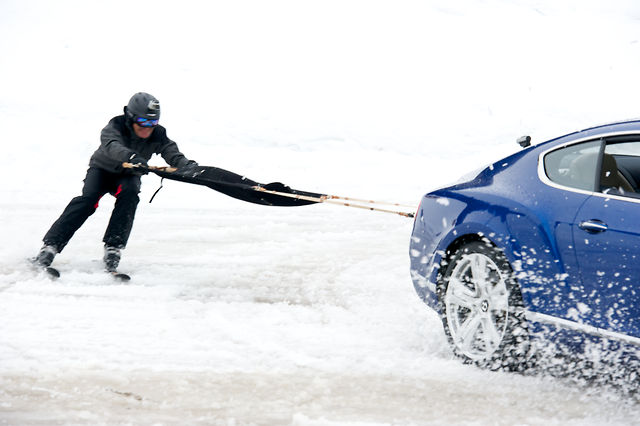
[[89, 115, 195, 173]]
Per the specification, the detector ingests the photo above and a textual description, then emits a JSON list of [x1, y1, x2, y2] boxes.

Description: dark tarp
[[150, 166, 324, 206]]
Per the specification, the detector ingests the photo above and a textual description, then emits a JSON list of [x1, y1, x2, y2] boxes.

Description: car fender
[[410, 189, 569, 313]]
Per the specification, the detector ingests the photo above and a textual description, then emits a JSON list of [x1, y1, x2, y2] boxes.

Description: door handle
[[578, 220, 608, 233]]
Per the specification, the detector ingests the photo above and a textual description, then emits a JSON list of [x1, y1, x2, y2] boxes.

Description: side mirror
[[517, 135, 531, 148]]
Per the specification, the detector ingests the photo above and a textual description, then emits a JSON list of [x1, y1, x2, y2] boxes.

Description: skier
[[33, 92, 199, 275]]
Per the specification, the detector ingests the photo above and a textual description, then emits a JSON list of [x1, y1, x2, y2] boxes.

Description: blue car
[[410, 120, 640, 371]]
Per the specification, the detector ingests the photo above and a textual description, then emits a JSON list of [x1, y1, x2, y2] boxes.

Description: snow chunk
[[577, 302, 591, 315]]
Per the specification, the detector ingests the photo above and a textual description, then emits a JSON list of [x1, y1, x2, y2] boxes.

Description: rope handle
[[122, 162, 177, 173]]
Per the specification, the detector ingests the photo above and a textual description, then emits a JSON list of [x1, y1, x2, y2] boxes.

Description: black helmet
[[125, 92, 160, 121]]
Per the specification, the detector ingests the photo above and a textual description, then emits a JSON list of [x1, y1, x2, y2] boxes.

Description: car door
[[540, 138, 602, 303], [572, 138, 640, 338]]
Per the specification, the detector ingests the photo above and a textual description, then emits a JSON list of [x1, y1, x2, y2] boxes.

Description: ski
[[30, 257, 131, 281], [44, 266, 61, 279], [109, 271, 131, 282], [28, 258, 60, 279]]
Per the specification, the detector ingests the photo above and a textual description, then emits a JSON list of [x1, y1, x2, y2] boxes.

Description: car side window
[[543, 140, 601, 191], [601, 140, 640, 196]]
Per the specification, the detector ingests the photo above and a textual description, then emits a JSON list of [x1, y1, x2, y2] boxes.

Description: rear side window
[[601, 140, 640, 195], [543, 140, 601, 191]]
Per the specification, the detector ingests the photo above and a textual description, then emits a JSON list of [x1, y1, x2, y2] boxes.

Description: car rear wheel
[[438, 241, 531, 370]]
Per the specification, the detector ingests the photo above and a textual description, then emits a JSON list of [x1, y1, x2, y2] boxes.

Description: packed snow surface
[[2, 0, 640, 424]]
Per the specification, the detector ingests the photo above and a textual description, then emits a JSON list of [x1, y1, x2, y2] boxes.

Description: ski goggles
[[134, 116, 159, 128]]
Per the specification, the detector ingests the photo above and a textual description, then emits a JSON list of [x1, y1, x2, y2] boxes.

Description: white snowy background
[[2, 0, 640, 424]]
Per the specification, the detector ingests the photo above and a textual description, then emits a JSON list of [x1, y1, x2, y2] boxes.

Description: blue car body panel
[[410, 120, 640, 355]]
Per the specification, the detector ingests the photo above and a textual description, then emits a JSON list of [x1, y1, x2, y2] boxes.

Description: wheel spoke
[[470, 254, 488, 285], [448, 277, 477, 309], [481, 316, 501, 351], [455, 313, 482, 352], [448, 292, 475, 310]]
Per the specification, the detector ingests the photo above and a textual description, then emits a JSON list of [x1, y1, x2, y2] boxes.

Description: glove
[[178, 161, 203, 176], [263, 182, 292, 193], [128, 154, 149, 174]]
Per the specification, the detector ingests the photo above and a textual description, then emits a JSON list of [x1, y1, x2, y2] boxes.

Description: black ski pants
[[43, 167, 141, 252]]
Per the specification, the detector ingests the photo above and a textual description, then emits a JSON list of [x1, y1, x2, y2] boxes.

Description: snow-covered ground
[[2, 0, 640, 424]]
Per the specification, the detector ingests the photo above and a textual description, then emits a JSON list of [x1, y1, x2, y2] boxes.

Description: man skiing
[[33, 92, 198, 275]]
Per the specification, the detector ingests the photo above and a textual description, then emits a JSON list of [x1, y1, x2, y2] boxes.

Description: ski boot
[[33, 245, 60, 278], [104, 245, 130, 281], [104, 245, 122, 273]]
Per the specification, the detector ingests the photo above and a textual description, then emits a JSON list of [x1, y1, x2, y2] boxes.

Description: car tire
[[437, 240, 531, 371]]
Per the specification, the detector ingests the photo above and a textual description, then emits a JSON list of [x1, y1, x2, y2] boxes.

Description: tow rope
[[123, 163, 415, 218]]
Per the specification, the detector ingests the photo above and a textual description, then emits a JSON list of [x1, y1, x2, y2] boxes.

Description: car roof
[[538, 118, 640, 149]]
